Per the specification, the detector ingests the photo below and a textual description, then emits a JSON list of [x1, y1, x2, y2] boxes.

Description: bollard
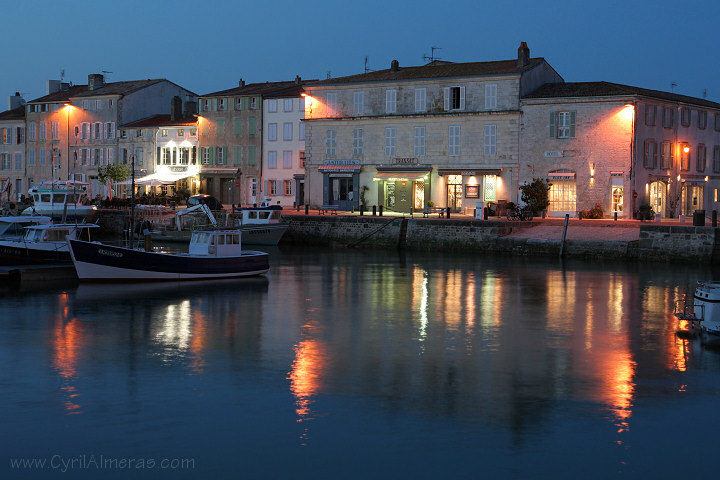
[[473, 208, 476, 218], [373, 205, 377, 216], [296, 204, 300, 212], [713, 210, 718, 227], [614, 211, 617, 221], [446, 208, 450, 219], [379, 205, 383, 216], [484, 206, 489, 220], [360, 206, 364, 216], [305, 204, 309, 215]]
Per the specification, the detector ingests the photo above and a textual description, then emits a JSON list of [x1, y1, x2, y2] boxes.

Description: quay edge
[[282, 216, 720, 264]]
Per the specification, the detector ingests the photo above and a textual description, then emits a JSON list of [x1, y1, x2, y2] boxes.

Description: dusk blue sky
[[4, 0, 719, 107]]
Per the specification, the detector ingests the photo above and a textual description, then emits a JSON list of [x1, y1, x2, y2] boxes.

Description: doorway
[[446, 175, 462, 212], [649, 181, 666, 218]]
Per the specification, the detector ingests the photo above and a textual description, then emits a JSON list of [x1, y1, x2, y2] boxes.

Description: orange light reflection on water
[[52, 317, 83, 414]]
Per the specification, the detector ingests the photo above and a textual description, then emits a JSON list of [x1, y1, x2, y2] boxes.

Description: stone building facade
[[302, 43, 563, 213], [522, 82, 720, 218], [197, 79, 310, 205], [0, 93, 26, 202]]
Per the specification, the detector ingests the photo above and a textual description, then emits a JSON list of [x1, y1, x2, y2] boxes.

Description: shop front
[[199, 167, 242, 205], [438, 169, 502, 214], [319, 162, 361, 210], [373, 169, 430, 213]]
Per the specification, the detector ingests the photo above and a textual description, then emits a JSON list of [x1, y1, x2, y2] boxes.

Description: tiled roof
[[524, 81, 720, 109], [71, 79, 167, 98], [122, 115, 197, 128], [203, 80, 315, 98], [309, 58, 546, 86], [0, 105, 25, 121], [27, 85, 87, 103]]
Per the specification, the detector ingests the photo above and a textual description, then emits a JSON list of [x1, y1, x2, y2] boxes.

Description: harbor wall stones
[[285, 216, 720, 263]]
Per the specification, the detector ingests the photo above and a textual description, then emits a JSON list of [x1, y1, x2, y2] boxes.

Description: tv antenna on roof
[[671, 82, 678, 92], [364, 56, 374, 73], [703, 88, 708, 98], [102, 70, 113, 80], [423, 46, 442, 63], [60, 69, 65, 82]]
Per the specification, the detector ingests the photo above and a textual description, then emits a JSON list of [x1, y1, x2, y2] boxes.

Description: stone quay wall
[[284, 216, 720, 264]]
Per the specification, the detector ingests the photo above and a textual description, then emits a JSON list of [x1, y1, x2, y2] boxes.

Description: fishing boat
[[675, 281, 720, 336], [0, 216, 52, 241], [0, 223, 99, 265], [22, 181, 97, 220], [164, 200, 288, 245], [67, 228, 269, 281]]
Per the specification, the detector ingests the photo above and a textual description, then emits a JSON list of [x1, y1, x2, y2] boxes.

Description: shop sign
[[460, 171, 477, 176], [323, 159, 360, 166], [393, 157, 418, 165], [544, 151, 563, 158]]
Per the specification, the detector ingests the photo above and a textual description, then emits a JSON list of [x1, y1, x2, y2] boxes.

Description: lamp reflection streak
[[52, 317, 84, 414], [288, 334, 328, 445]]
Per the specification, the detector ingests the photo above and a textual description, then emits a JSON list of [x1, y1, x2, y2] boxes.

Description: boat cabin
[[22, 224, 97, 243], [189, 230, 244, 256], [233, 205, 283, 225], [0, 216, 52, 240]]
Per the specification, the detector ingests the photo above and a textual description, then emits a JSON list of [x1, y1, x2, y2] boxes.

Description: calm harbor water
[[2, 247, 720, 479]]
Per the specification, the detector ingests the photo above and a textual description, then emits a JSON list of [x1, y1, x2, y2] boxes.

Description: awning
[[547, 172, 576, 179], [374, 172, 428, 180], [119, 171, 197, 186], [319, 165, 360, 172]]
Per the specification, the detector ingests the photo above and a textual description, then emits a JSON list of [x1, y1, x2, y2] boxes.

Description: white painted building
[[262, 86, 308, 207]]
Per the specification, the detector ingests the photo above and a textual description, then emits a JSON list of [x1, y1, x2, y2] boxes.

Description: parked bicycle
[[506, 205, 534, 221]]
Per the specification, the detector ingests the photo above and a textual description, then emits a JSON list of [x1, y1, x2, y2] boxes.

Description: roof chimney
[[46, 80, 61, 95], [239, 78, 245, 87], [295, 75, 302, 84], [390, 59, 399, 72], [518, 42, 530, 68], [170, 96, 182, 121], [88, 73, 104, 91], [9, 92, 25, 110]]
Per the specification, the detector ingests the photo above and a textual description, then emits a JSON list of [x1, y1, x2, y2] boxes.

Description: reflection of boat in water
[[73, 276, 269, 303], [68, 228, 269, 281], [675, 281, 720, 337]]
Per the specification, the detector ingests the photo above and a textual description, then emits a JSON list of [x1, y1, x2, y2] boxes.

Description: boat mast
[[130, 153, 135, 248]]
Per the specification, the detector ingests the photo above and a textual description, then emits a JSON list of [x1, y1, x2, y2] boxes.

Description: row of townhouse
[[3, 42, 720, 218]]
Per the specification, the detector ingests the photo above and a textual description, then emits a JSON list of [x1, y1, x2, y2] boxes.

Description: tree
[[97, 164, 130, 199], [520, 178, 550, 215]]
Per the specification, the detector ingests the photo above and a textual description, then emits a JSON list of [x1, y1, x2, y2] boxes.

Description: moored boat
[[0, 223, 99, 265], [0, 216, 52, 241], [22, 181, 97, 220], [67, 228, 269, 281], [675, 281, 720, 336]]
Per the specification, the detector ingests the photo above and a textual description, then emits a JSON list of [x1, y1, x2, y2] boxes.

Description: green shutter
[[210, 146, 216, 165], [249, 117, 256, 135], [217, 118, 224, 136], [234, 146, 242, 166], [234, 117, 242, 135], [548, 111, 556, 138], [248, 146, 256, 166], [569, 111, 576, 138]]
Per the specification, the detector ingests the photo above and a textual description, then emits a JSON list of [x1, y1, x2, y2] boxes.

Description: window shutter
[[459, 87, 466, 110], [548, 112, 556, 138], [234, 117, 242, 135], [444, 87, 450, 111], [569, 111, 576, 138], [210, 146, 216, 165], [234, 146, 241, 165], [653, 142, 658, 167]]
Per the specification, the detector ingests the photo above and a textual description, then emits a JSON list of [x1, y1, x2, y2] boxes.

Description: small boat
[[22, 181, 97, 220], [168, 200, 288, 246], [0, 216, 52, 241], [0, 223, 99, 265], [67, 228, 269, 281], [674, 281, 720, 336]]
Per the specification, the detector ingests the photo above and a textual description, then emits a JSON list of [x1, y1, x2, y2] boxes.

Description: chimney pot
[[88, 73, 105, 91], [391, 59, 399, 72], [517, 42, 530, 68], [239, 78, 245, 87], [295, 75, 301, 84]]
